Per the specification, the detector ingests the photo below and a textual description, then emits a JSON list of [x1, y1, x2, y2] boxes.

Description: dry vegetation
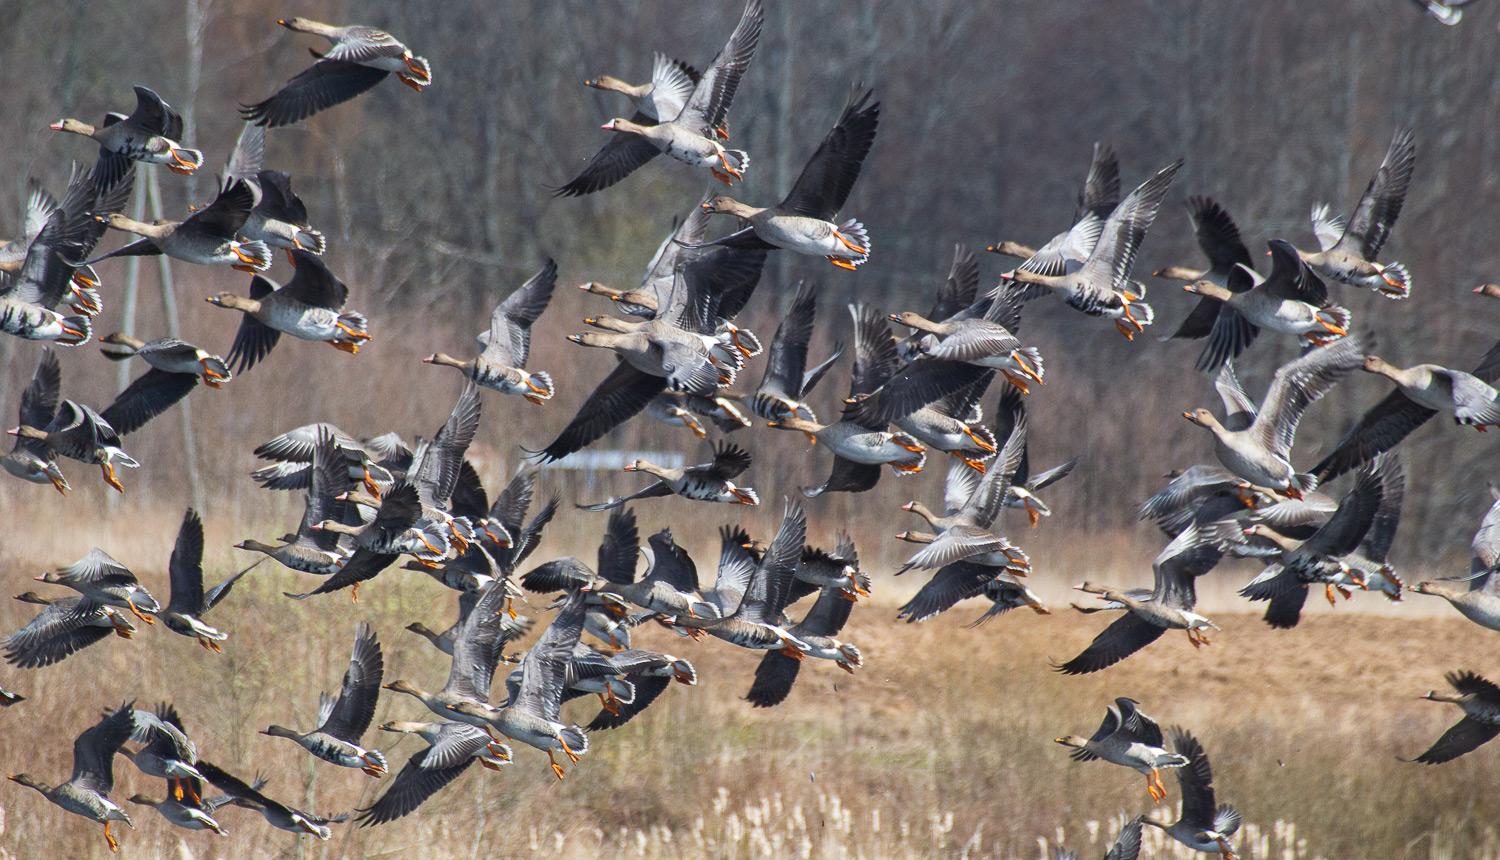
[[4, 513, 1500, 859]]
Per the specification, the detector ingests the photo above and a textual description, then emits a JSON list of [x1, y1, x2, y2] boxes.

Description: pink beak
[[49, 121, 64, 131]]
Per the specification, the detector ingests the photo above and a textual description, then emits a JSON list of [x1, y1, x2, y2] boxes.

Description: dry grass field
[[2, 508, 1499, 860]]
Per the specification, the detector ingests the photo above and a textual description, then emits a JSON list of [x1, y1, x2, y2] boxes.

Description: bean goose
[[91, 178, 271, 272], [1406, 671, 1500, 764], [895, 245, 983, 361], [211, 252, 369, 371], [127, 771, 238, 836], [745, 584, 862, 708], [218, 123, 326, 260], [449, 590, 593, 780], [896, 411, 1030, 573], [355, 721, 511, 826], [96, 334, 230, 437], [34, 548, 161, 626], [896, 559, 1044, 625], [1181, 335, 1365, 498], [794, 531, 870, 602], [751, 279, 844, 421], [1411, 486, 1500, 630], [159, 509, 252, 650], [1055, 698, 1191, 803], [1139, 465, 1260, 538], [1236, 455, 1396, 627], [1178, 240, 1352, 372], [697, 88, 879, 270], [196, 760, 344, 839], [233, 429, 353, 575], [50, 86, 202, 184], [1055, 526, 1222, 674], [3, 351, 70, 493], [1003, 160, 1181, 339], [1143, 728, 1242, 859], [243, 18, 432, 127], [769, 305, 925, 495], [557, 0, 760, 194], [1155, 196, 1254, 288], [887, 284, 1042, 396], [424, 259, 557, 403], [4, 591, 136, 669], [250, 422, 402, 495], [8, 703, 138, 852], [581, 440, 757, 510], [8, 399, 137, 492], [1293, 128, 1416, 299], [582, 648, 697, 730], [697, 500, 811, 658], [384, 583, 515, 733], [123, 705, 202, 804], [1310, 343, 1500, 482], [985, 141, 1120, 261], [261, 622, 388, 776], [584, 53, 700, 125]]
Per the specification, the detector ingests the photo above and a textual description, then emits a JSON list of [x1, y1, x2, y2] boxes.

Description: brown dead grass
[[2, 512, 1500, 859]]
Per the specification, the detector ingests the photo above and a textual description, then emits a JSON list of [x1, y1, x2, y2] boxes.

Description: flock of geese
[[1, 5, 1498, 857]]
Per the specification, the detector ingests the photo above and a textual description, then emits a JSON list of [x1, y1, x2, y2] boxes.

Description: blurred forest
[[1, 0, 1498, 570]]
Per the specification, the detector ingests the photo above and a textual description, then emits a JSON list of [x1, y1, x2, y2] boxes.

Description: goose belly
[[754, 216, 840, 255]]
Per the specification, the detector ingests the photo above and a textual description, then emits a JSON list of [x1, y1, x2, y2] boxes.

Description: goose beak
[[700, 202, 713, 211], [48, 121, 63, 131]]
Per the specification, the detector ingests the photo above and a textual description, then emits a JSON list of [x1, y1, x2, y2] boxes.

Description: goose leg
[[100, 461, 125, 494], [103, 821, 120, 852], [960, 424, 997, 453], [199, 358, 227, 389], [1009, 350, 1044, 385], [827, 256, 859, 271], [559, 735, 582, 763], [1023, 498, 1041, 528], [183, 780, 202, 806], [362, 468, 382, 499], [125, 597, 155, 625], [1000, 371, 1032, 395], [833, 230, 866, 256]]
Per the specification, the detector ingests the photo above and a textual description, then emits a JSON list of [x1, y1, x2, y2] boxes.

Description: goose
[[580, 441, 758, 510], [8, 400, 137, 492], [242, 17, 432, 127], [1002, 161, 1181, 339], [406, 587, 533, 658], [986, 141, 1120, 261], [424, 259, 557, 404], [1139, 465, 1261, 538], [249, 422, 402, 495], [696, 500, 811, 658], [101, 332, 231, 390], [0, 179, 59, 269], [1310, 343, 1500, 483], [1155, 196, 1253, 287], [697, 88, 879, 270], [2, 351, 70, 493], [123, 705, 202, 804], [895, 411, 1030, 573], [127, 772, 238, 836], [4, 591, 136, 669], [288, 482, 447, 602], [218, 123, 326, 260], [582, 649, 697, 730], [261, 622, 388, 776], [34, 548, 160, 625], [1177, 240, 1352, 372], [896, 245, 983, 362], [566, 326, 737, 396], [745, 585, 862, 707], [159, 510, 252, 651], [887, 281, 1043, 396], [50, 86, 202, 184], [1236, 456, 1396, 627], [449, 590, 592, 780], [1409, 0, 1477, 23], [210, 250, 370, 372], [1411, 486, 1500, 631], [897, 457, 1029, 573], [578, 190, 767, 330], [9, 703, 137, 852], [769, 305, 925, 495], [1181, 335, 1365, 499], [992, 387, 1078, 525], [1406, 671, 1500, 763], [1293, 128, 1416, 299], [646, 390, 752, 438], [1054, 817, 1143, 860], [1143, 728, 1241, 859], [90, 178, 270, 272], [355, 721, 511, 826], [1055, 698, 1191, 803], [233, 429, 354, 575], [196, 760, 344, 839], [584, 53, 700, 124], [1475, 283, 1500, 300], [556, 0, 761, 194], [751, 279, 845, 421], [638, 523, 762, 639], [896, 561, 1044, 625], [1, 161, 128, 337], [794, 531, 870, 603], [1055, 527, 1222, 674], [383, 582, 514, 730]]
